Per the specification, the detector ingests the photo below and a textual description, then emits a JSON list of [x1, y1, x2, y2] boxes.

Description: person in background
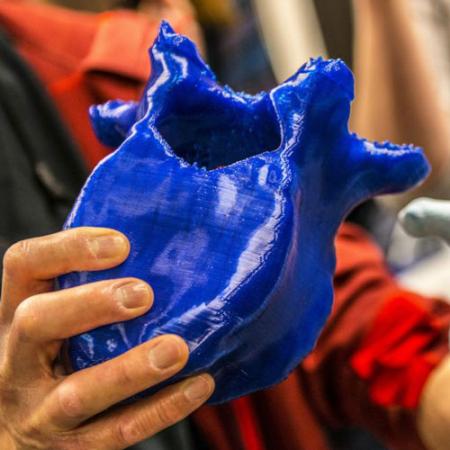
[[351, 0, 450, 207], [0, 1, 450, 450]]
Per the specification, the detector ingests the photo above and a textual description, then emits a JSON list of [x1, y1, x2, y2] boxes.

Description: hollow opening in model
[[156, 89, 282, 170]]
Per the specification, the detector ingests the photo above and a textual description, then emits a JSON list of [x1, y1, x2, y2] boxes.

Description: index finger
[[1, 227, 130, 320]]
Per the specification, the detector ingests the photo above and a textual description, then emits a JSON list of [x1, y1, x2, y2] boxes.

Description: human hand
[[418, 355, 450, 450], [0, 228, 214, 450]]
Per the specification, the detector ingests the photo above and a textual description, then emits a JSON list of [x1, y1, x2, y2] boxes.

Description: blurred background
[[4, 0, 449, 288], [191, 0, 450, 302], [0, 0, 449, 449], [150, 0, 450, 302]]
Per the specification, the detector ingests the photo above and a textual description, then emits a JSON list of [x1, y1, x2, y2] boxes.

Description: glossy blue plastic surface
[[60, 22, 430, 404]]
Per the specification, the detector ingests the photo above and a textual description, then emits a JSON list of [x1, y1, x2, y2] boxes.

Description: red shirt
[[2, 3, 448, 449], [0, 0, 197, 168]]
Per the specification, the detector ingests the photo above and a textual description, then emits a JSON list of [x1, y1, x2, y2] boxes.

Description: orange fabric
[[0, 1, 194, 168], [2, 5, 449, 449]]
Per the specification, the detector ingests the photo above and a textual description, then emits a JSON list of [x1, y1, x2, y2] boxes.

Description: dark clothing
[[0, 18, 197, 450], [0, 29, 86, 272]]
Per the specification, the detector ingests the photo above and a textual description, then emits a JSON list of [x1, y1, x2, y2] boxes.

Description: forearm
[[303, 224, 450, 448], [418, 355, 450, 450]]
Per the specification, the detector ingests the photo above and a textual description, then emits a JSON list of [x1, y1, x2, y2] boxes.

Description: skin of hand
[[0, 227, 214, 450], [418, 355, 450, 450]]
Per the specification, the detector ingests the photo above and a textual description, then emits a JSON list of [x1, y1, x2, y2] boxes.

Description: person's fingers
[[0, 227, 130, 320], [83, 374, 214, 450], [39, 335, 190, 431], [4, 278, 153, 377]]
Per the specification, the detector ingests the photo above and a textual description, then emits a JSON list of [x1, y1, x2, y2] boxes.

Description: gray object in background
[[399, 197, 450, 244], [397, 198, 450, 301]]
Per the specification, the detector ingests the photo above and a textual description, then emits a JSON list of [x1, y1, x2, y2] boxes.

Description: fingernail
[[89, 235, 128, 259], [116, 282, 151, 309], [149, 338, 182, 370], [184, 375, 213, 402]]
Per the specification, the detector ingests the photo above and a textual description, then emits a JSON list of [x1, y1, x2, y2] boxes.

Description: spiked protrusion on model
[[69, 22, 430, 404]]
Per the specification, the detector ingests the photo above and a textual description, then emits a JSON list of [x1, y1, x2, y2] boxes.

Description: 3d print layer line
[[60, 22, 430, 404]]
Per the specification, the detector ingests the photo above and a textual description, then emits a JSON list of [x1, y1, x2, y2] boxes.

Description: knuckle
[[113, 360, 136, 387], [70, 232, 90, 254], [57, 382, 86, 420], [58, 228, 92, 256], [114, 395, 187, 447], [114, 420, 136, 447], [59, 232, 86, 263], [153, 394, 185, 427], [3, 240, 32, 275], [14, 421, 47, 449], [115, 412, 155, 446], [57, 434, 86, 450], [11, 298, 39, 342]]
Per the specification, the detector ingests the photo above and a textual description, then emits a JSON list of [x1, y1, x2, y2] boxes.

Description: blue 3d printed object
[[60, 22, 430, 403]]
